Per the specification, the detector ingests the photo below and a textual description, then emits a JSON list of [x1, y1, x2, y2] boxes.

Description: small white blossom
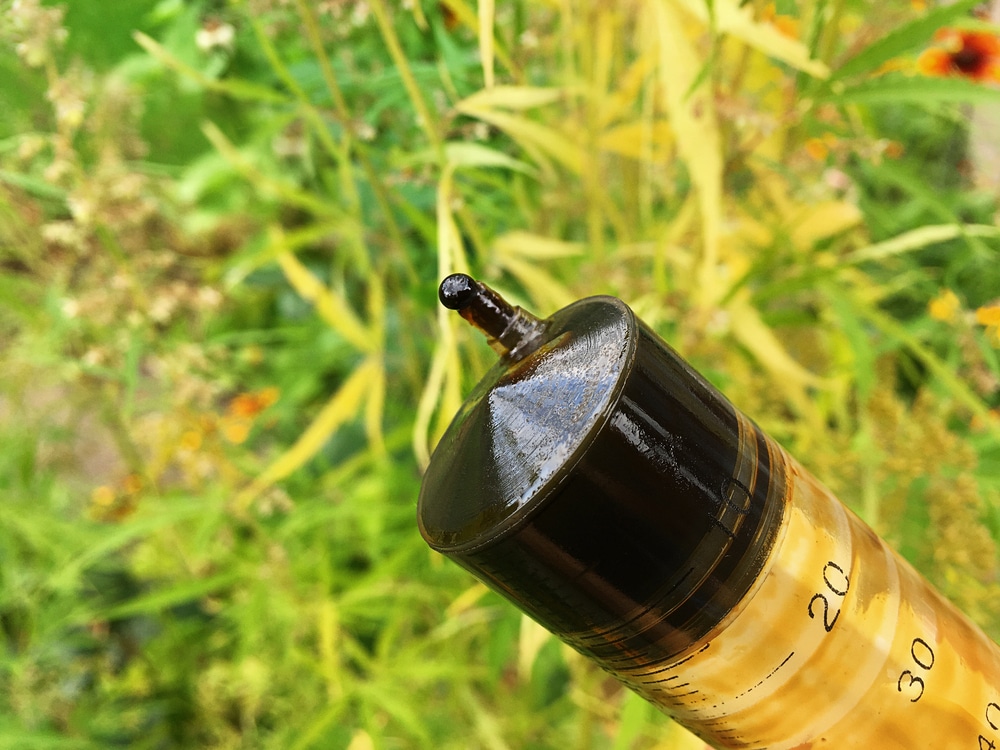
[[198, 287, 223, 309], [350, 2, 370, 26], [196, 20, 236, 52]]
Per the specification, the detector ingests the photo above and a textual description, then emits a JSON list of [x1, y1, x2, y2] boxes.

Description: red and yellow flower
[[917, 28, 1000, 83]]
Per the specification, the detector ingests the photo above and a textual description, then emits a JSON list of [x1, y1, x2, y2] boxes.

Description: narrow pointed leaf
[[831, 0, 982, 81], [276, 248, 373, 352], [235, 359, 377, 509], [823, 74, 1000, 105]]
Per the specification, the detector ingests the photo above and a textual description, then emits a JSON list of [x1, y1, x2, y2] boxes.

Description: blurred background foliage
[[2, 0, 1000, 747]]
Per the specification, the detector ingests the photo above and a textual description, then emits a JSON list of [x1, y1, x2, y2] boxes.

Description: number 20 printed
[[808, 561, 850, 633]]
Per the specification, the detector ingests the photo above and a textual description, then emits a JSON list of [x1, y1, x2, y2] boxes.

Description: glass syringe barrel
[[417, 276, 1000, 749]]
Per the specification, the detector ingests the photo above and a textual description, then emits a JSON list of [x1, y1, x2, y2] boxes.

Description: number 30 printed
[[896, 637, 935, 703]]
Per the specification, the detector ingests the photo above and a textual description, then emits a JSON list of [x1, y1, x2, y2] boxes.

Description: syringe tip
[[437, 274, 543, 359], [439, 273, 479, 310]]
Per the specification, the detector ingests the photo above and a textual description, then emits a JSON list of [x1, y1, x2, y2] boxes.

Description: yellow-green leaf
[[599, 50, 659, 128], [454, 107, 586, 175], [445, 583, 490, 618], [789, 200, 863, 250], [346, 730, 375, 750], [494, 231, 584, 260], [436, 164, 470, 279], [275, 246, 373, 352], [478, 0, 495, 89], [457, 86, 567, 111], [235, 358, 378, 511], [648, 0, 724, 304], [840, 224, 1000, 266], [518, 615, 553, 682], [599, 120, 674, 161], [498, 255, 575, 311], [728, 297, 823, 388], [365, 357, 387, 458], [671, 0, 829, 78], [444, 142, 539, 176], [413, 315, 463, 470]]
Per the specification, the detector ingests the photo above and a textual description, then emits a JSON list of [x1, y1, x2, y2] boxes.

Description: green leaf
[[0, 169, 67, 201], [0, 722, 95, 750], [855, 298, 1000, 436], [839, 224, 1000, 267], [613, 690, 653, 750], [457, 85, 567, 111], [831, 0, 981, 81], [671, 0, 829, 78], [97, 572, 241, 621], [443, 142, 539, 176], [453, 106, 587, 175], [822, 74, 1000, 106], [824, 284, 877, 401], [46, 500, 212, 591], [0, 275, 40, 320], [132, 31, 290, 104]]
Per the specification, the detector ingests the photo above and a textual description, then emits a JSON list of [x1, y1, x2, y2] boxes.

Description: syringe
[[417, 275, 1000, 749]]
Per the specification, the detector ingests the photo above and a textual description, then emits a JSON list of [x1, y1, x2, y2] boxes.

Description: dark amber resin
[[418, 287, 782, 660], [418, 278, 1000, 749]]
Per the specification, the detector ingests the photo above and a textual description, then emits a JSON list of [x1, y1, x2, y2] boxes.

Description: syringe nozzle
[[437, 274, 543, 359], [438, 273, 481, 311]]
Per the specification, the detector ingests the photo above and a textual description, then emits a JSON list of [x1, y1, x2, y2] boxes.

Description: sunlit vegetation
[[2, 0, 1000, 747]]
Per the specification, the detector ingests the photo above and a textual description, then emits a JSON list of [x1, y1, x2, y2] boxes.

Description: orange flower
[[761, 3, 799, 39], [220, 416, 252, 445], [971, 409, 1000, 432], [89, 476, 143, 522], [917, 29, 1000, 83], [882, 140, 905, 159], [212, 387, 281, 445], [804, 137, 829, 161], [228, 387, 279, 418]]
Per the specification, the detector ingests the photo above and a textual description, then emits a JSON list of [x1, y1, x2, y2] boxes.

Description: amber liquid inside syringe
[[620, 415, 1000, 749], [420, 277, 1000, 750]]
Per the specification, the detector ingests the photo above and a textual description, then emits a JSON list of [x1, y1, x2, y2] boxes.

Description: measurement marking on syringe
[[735, 651, 796, 699], [646, 677, 688, 687], [636, 643, 711, 684], [668, 642, 711, 668]]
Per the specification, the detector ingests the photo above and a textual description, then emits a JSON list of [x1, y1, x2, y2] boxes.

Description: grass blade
[[235, 358, 378, 510], [275, 243, 374, 353], [132, 31, 289, 104], [478, 0, 495, 89], [648, 0, 724, 305], [672, 0, 829, 77], [822, 74, 1000, 106]]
